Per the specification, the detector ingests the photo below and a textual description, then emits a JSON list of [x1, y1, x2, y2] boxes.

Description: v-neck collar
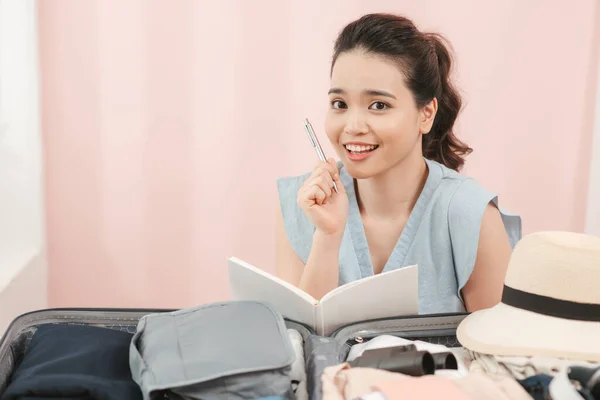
[[339, 158, 444, 278]]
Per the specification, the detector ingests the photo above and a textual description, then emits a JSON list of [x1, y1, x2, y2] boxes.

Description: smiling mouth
[[344, 144, 379, 154]]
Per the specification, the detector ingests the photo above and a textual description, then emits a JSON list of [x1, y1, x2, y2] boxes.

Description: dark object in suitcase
[[517, 374, 553, 400], [568, 365, 600, 399], [1, 324, 142, 400], [431, 352, 458, 370], [355, 344, 417, 360], [349, 350, 435, 376]]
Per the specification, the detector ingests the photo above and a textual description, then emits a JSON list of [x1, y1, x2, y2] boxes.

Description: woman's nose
[[344, 112, 368, 136]]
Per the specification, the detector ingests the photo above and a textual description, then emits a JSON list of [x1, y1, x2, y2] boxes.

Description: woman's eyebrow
[[327, 87, 397, 100]]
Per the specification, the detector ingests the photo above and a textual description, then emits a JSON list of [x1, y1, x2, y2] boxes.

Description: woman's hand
[[297, 158, 349, 237]]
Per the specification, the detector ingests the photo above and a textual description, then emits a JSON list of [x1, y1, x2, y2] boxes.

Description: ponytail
[[422, 33, 472, 171]]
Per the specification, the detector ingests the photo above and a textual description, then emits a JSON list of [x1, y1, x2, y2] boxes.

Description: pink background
[[37, 0, 600, 308]]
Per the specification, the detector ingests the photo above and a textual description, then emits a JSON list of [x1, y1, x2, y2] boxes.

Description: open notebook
[[228, 257, 419, 336]]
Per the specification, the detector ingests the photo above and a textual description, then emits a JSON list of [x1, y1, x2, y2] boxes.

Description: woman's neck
[[355, 152, 428, 220]]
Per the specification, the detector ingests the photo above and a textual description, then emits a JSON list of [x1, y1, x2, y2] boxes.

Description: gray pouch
[[129, 301, 296, 400]]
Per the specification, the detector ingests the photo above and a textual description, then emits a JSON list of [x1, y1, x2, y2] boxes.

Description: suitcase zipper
[[346, 336, 368, 346], [345, 329, 457, 347], [329, 312, 468, 342]]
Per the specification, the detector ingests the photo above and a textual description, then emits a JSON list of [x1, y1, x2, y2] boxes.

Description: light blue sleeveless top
[[276, 157, 522, 314]]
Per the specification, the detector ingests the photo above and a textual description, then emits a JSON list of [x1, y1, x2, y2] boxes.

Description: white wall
[[0, 0, 47, 330]]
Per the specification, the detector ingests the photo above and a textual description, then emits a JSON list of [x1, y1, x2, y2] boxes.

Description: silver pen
[[303, 118, 338, 193]]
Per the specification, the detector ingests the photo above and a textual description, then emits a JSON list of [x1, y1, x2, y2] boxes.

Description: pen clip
[[303, 119, 317, 147]]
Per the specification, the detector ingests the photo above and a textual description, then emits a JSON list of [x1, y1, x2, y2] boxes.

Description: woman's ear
[[419, 98, 438, 134]]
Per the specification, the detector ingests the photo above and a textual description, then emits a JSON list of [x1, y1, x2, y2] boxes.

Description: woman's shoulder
[[428, 158, 504, 207], [428, 158, 488, 195], [427, 158, 522, 248], [275, 167, 317, 264], [276, 169, 311, 196], [275, 169, 312, 223]]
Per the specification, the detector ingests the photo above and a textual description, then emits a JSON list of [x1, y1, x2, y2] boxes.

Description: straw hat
[[457, 231, 600, 362]]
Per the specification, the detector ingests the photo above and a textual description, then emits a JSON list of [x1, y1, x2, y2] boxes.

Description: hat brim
[[456, 302, 600, 362]]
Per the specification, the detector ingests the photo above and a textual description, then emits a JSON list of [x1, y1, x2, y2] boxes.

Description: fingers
[[326, 158, 340, 177], [298, 158, 342, 207], [313, 167, 336, 195], [332, 174, 344, 194], [321, 158, 345, 194], [305, 184, 328, 206], [309, 173, 334, 203], [297, 183, 326, 208], [318, 169, 335, 192], [310, 159, 338, 181]]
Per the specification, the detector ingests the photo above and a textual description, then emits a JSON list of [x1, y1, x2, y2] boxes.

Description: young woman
[[274, 13, 521, 313]]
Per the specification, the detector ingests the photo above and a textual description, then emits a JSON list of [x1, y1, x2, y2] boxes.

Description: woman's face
[[325, 49, 436, 179]]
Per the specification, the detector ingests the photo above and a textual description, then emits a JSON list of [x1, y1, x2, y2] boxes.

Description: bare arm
[[275, 205, 342, 300], [461, 203, 512, 312]]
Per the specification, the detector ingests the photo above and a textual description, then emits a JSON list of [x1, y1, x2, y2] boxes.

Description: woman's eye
[[332, 100, 347, 109], [369, 101, 388, 111]]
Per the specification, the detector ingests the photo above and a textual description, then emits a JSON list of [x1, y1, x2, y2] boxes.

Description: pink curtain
[[38, 0, 600, 308]]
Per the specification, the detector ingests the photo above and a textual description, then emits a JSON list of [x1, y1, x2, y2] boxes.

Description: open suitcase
[[0, 307, 468, 400]]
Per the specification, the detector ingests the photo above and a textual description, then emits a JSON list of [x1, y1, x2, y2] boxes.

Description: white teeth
[[345, 144, 377, 153]]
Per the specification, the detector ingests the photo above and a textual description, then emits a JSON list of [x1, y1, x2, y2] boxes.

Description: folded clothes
[[321, 363, 532, 400], [1, 324, 142, 400], [370, 376, 471, 400], [321, 362, 408, 400], [453, 372, 532, 400], [467, 350, 600, 380]]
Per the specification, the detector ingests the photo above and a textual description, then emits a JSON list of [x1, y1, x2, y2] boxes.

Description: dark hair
[[331, 13, 472, 171]]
